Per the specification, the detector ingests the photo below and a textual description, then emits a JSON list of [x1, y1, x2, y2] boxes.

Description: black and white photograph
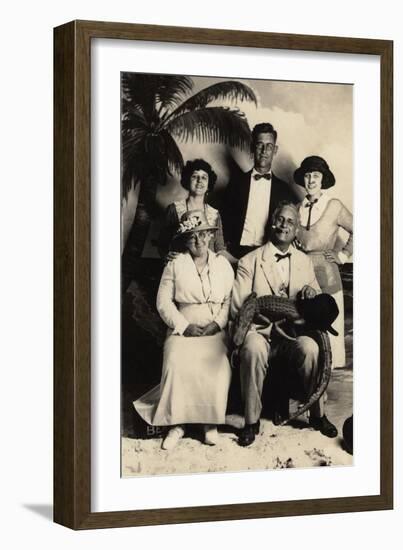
[[1, 0, 398, 541], [120, 72, 354, 476]]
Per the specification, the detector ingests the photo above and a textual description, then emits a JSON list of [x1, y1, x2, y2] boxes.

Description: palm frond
[[121, 73, 160, 121], [164, 81, 257, 122], [159, 130, 184, 176], [122, 129, 146, 160], [122, 143, 145, 196], [167, 107, 252, 150], [154, 75, 194, 110], [122, 129, 183, 197], [122, 109, 148, 134], [122, 73, 194, 121], [122, 149, 162, 198]]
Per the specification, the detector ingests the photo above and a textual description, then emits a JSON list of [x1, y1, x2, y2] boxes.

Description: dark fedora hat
[[294, 156, 336, 190], [296, 293, 339, 336]]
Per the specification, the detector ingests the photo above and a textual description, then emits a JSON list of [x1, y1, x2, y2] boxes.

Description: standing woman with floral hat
[[294, 156, 353, 368], [135, 209, 234, 450]]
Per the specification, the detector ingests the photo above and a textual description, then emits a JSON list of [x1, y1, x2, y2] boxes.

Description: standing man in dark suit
[[221, 122, 298, 261]]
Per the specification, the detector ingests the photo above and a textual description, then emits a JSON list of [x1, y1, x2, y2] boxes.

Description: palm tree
[[121, 73, 257, 284]]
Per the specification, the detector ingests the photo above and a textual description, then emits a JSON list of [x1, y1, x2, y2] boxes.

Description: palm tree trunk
[[122, 176, 158, 290]]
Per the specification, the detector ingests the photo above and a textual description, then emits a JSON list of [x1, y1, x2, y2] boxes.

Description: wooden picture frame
[[54, 19, 393, 529]]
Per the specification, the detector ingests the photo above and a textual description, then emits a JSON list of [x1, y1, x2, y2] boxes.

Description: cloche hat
[[294, 156, 336, 190]]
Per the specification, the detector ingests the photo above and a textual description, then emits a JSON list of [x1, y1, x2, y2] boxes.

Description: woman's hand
[[217, 250, 239, 265], [202, 321, 220, 336], [165, 251, 181, 264], [324, 249, 342, 264], [183, 324, 204, 337]]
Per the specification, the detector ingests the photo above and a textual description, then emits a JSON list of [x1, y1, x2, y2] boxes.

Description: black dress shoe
[[238, 421, 260, 447], [309, 415, 338, 438], [272, 411, 285, 426]]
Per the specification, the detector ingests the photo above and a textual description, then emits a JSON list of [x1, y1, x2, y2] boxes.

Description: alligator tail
[[280, 330, 333, 426]]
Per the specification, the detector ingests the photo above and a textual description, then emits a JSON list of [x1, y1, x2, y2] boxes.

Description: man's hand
[[254, 313, 271, 326], [202, 322, 221, 336], [324, 249, 342, 264], [183, 324, 204, 337], [299, 285, 317, 299]]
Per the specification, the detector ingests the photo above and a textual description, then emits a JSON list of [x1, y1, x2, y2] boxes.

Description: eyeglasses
[[185, 231, 210, 243], [255, 143, 275, 152]]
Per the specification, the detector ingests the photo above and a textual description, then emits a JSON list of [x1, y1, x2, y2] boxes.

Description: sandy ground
[[122, 369, 353, 477]]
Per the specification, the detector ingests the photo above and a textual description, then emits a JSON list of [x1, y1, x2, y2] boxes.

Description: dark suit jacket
[[221, 169, 298, 258]]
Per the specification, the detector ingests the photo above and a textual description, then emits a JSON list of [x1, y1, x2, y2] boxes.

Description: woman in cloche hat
[[134, 209, 235, 450], [294, 156, 353, 368]]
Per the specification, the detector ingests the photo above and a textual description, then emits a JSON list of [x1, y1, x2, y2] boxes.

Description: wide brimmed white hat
[[174, 209, 218, 239]]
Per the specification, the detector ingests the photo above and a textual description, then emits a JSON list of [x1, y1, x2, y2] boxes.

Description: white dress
[[134, 251, 235, 426]]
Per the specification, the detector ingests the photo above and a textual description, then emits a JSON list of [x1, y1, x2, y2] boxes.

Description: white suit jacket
[[230, 242, 321, 337]]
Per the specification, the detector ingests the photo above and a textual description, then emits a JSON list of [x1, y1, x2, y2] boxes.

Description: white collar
[[267, 241, 292, 257], [185, 248, 215, 266], [301, 192, 329, 207]]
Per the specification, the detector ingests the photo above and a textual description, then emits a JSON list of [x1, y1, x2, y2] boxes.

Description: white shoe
[[204, 425, 219, 446], [161, 426, 184, 450]]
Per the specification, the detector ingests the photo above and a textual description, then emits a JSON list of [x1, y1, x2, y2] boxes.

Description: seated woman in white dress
[[134, 209, 235, 450]]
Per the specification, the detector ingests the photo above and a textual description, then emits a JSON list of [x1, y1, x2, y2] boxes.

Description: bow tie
[[254, 172, 271, 181], [275, 252, 291, 262], [305, 198, 318, 230]]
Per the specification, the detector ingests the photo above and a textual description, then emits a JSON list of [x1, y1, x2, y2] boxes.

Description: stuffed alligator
[[232, 292, 339, 426]]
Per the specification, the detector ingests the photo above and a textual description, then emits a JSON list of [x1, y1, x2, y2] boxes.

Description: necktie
[[254, 172, 271, 181], [275, 252, 291, 262], [305, 198, 318, 230]]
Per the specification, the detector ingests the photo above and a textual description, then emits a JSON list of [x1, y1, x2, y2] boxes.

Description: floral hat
[[174, 209, 218, 239]]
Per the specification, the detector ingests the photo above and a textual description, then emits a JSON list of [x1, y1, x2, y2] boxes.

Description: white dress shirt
[[299, 193, 329, 228], [267, 241, 291, 295], [240, 169, 272, 246]]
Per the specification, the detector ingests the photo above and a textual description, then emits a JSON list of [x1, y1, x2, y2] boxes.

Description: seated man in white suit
[[231, 201, 338, 446]]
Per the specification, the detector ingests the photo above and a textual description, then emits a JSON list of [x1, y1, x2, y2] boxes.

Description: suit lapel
[[260, 244, 283, 295], [268, 174, 286, 221], [288, 250, 300, 298], [239, 170, 252, 232]]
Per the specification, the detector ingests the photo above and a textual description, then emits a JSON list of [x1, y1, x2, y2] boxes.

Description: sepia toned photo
[[120, 72, 353, 477]]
